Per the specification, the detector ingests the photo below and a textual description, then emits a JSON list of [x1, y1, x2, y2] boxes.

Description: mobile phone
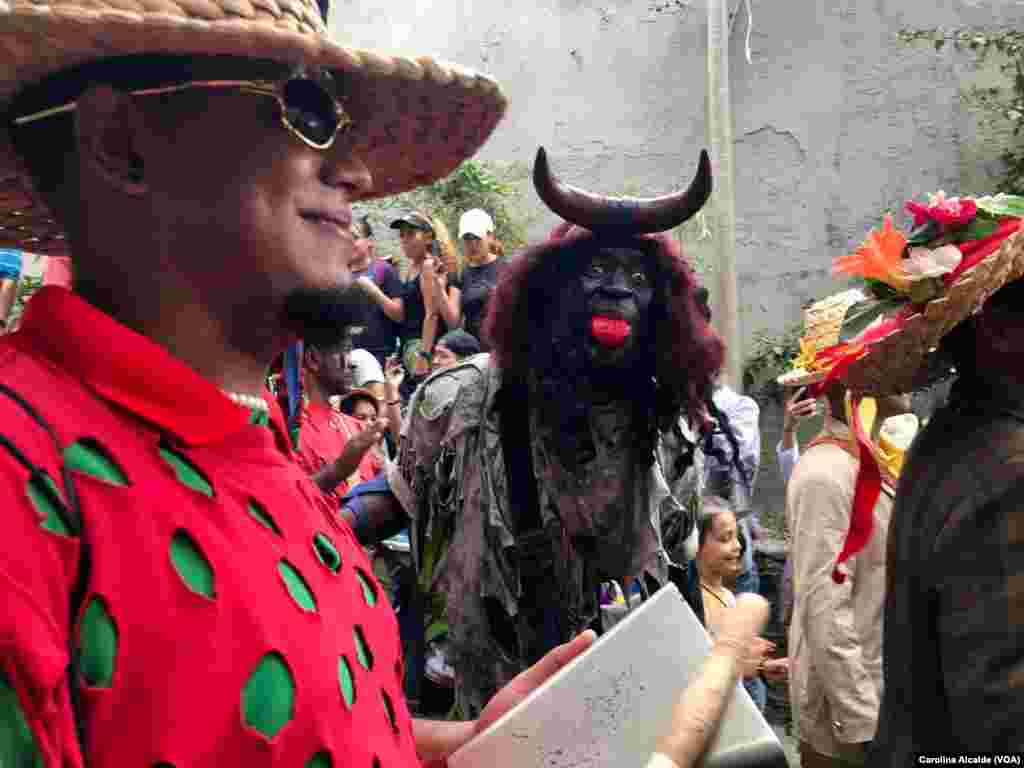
[[431, 240, 441, 259]]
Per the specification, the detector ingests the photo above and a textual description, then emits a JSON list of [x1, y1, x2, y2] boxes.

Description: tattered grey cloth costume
[[386, 356, 703, 716]]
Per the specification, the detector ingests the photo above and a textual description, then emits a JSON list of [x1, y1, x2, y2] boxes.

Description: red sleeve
[[0, 416, 85, 767]]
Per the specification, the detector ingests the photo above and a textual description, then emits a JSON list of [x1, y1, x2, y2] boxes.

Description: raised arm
[[356, 276, 404, 322]]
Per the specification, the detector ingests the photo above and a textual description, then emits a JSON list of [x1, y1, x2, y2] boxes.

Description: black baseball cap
[[389, 211, 434, 233]]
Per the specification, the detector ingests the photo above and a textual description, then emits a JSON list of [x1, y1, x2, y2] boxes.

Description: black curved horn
[[532, 147, 712, 235]]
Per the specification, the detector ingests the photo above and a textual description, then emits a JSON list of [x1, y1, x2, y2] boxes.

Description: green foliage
[[359, 159, 535, 273], [899, 28, 1024, 193], [742, 322, 803, 400], [7, 274, 41, 330]]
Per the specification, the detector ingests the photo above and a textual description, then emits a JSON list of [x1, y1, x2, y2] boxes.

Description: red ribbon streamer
[[945, 217, 1022, 285], [831, 395, 883, 584]]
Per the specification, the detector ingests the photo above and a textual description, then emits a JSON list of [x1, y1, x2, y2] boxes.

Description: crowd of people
[[0, 0, 1020, 766]]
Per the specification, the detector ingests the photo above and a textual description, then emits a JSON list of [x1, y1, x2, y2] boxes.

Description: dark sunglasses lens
[[282, 77, 338, 145]]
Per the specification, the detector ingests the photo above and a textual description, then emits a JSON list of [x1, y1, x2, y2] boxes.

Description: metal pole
[[706, 0, 743, 390]]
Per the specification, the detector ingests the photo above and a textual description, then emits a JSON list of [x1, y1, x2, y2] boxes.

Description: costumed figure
[[785, 192, 1024, 760], [343, 147, 750, 717]]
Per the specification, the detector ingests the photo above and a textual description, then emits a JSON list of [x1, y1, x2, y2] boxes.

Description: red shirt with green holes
[[0, 287, 417, 768]]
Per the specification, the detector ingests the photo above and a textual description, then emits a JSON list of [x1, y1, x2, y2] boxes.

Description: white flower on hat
[[905, 245, 961, 279]]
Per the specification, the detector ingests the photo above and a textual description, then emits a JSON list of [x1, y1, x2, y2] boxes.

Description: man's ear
[[75, 86, 148, 197]]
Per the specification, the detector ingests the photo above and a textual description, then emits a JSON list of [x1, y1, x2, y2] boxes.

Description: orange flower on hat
[[833, 215, 910, 292]]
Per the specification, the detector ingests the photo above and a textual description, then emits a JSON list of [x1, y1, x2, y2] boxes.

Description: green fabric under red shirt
[[0, 287, 417, 767]]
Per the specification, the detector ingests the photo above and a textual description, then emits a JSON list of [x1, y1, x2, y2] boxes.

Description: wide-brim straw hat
[[840, 231, 1024, 395], [0, 0, 508, 251], [776, 288, 866, 388]]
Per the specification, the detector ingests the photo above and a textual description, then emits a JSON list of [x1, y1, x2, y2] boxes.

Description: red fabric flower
[[905, 192, 977, 228]]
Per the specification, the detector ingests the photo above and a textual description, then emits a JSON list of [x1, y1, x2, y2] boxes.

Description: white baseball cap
[[458, 209, 495, 239]]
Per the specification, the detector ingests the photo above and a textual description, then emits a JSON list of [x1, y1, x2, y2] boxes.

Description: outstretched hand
[[655, 594, 769, 768], [474, 630, 597, 737]]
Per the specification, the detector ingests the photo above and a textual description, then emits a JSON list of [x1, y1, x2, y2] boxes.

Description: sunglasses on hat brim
[[13, 69, 352, 152]]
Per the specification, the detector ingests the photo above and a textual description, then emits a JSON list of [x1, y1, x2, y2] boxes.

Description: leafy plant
[[899, 28, 1024, 193], [359, 159, 536, 274], [742, 322, 804, 400]]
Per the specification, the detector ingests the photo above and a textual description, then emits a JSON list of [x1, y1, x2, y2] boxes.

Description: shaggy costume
[[358, 148, 740, 717]]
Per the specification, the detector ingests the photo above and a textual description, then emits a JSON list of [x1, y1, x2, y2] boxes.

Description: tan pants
[[799, 741, 866, 768]]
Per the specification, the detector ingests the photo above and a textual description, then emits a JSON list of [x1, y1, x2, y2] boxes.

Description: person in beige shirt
[[785, 382, 908, 767]]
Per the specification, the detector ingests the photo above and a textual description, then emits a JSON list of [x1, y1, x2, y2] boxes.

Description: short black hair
[[436, 329, 481, 359]]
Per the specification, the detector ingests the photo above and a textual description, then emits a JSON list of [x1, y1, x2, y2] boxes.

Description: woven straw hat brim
[[841, 230, 1024, 396], [0, 0, 508, 251], [776, 367, 827, 388], [775, 288, 865, 387]]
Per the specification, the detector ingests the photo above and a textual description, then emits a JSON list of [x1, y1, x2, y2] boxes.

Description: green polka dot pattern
[[158, 443, 213, 497], [247, 499, 281, 535], [338, 655, 356, 709], [353, 626, 373, 671], [0, 670, 43, 768], [354, 568, 378, 607], [242, 652, 295, 739], [27, 471, 76, 536], [65, 438, 128, 486], [248, 409, 271, 427], [79, 596, 117, 688], [170, 530, 216, 598], [278, 560, 317, 613], [313, 533, 341, 572], [305, 751, 333, 768]]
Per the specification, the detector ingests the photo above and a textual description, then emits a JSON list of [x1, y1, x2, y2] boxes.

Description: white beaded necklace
[[222, 390, 270, 413]]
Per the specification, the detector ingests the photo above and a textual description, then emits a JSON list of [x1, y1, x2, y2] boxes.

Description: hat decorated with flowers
[[809, 191, 1024, 397], [776, 288, 867, 387], [801, 190, 1024, 583]]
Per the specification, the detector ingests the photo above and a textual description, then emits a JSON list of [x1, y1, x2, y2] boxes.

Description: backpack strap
[[0, 383, 90, 752]]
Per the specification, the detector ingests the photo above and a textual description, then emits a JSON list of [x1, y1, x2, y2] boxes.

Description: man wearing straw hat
[[0, 0, 775, 765], [805, 192, 1024, 759], [778, 288, 912, 768]]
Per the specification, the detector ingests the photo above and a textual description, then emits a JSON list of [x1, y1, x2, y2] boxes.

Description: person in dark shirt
[[457, 208, 505, 347], [391, 211, 462, 379], [348, 214, 401, 366]]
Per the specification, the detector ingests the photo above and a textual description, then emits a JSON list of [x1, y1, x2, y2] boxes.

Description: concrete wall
[[331, 0, 1024, 351]]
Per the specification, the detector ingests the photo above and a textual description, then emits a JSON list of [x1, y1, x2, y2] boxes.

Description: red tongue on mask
[[591, 316, 631, 347]]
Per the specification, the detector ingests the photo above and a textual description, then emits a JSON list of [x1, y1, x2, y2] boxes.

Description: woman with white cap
[[456, 208, 505, 347]]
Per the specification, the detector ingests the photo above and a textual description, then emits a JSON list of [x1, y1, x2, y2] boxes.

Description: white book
[[448, 583, 787, 768]]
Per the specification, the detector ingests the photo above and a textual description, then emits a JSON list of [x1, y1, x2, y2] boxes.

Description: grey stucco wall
[[330, 0, 1024, 354]]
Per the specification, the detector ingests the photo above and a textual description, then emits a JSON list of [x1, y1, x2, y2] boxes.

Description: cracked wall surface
[[331, 0, 1024, 352]]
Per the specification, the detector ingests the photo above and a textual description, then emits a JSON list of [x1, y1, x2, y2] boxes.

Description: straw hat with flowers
[[0, 0, 507, 251], [812, 192, 1024, 396], [776, 288, 867, 388], [793, 190, 1024, 582]]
